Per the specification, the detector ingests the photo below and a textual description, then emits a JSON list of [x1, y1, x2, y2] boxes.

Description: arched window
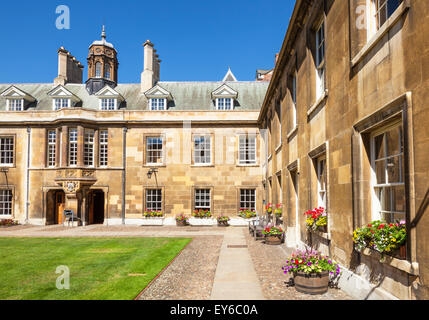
[[104, 64, 111, 80], [95, 62, 102, 78]]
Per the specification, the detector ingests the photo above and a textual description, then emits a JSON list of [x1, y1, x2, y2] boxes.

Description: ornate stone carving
[[63, 181, 80, 194]]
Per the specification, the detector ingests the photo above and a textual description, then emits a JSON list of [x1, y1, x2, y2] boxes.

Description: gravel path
[[245, 231, 352, 300], [138, 236, 223, 300]]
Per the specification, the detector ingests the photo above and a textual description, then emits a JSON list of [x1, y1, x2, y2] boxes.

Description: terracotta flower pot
[[217, 221, 230, 227], [176, 220, 187, 226], [294, 271, 329, 295], [265, 235, 282, 245]]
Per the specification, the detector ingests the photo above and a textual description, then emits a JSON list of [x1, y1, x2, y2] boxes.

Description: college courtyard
[[1, 0, 429, 301]]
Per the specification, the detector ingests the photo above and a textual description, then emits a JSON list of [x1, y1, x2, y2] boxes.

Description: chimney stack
[[141, 40, 161, 93], [54, 47, 84, 85]]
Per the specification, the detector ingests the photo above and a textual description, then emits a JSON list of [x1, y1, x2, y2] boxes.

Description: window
[[54, 98, 70, 110], [292, 74, 297, 128], [146, 189, 162, 212], [95, 62, 102, 78], [47, 130, 56, 167], [146, 137, 163, 165], [315, 21, 326, 99], [195, 189, 211, 211], [150, 98, 166, 111], [8, 99, 23, 111], [100, 98, 116, 111], [194, 135, 211, 164], [84, 130, 95, 167], [240, 189, 256, 211], [0, 189, 12, 216], [216, 98, 233, 111], [375, 0, 403, 29], [0, 137, 14, 166], [68, 128, 78, 166], [99, 130, 108, 167], [104, 64, 111, 80], [317, 156, 327, 209], [239, 135, 257, 165], [371, 123, 405, 223]]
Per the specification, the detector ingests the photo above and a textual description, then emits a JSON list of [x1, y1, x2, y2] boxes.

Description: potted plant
[[274, 204, 282, 217], [282, 249, 341, 295], [175, 214, 189, 226], [262, 225, 285, 245], [0, 219, 19, 228], [142, 210, 164, 226], [265, 203, 273, 215], [192, 209, 212, 219], [304, 207, 328, 233], [217, 216, 230, 227], [353, 220, 407, 259], [238, 209, 257, 219]]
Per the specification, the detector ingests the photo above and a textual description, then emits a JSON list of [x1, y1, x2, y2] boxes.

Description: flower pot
[[217, 221, 230, 227], [265, 235, 282, 245], [293, 271, 329, 295], [393, 244, 407, 260], [317, 225, 328, 233], [176, 220, 188, 226]]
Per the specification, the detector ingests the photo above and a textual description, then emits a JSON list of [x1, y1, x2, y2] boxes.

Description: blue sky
[[0, 0, 294, 83]]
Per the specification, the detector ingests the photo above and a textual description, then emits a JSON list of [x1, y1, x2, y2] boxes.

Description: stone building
[[259, 0, 429, 300], [0, 28, 269, 227]]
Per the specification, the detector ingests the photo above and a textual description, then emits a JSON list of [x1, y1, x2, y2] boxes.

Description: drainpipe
[[122, 127, 128, 225], [25, 127, 31, 224]]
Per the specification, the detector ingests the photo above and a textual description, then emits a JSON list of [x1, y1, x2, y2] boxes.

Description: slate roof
[[0, 81, 269, 112]]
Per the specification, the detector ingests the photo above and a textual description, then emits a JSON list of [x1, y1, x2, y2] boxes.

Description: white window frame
[[7, 99, 24, 111], [146, 136, 164, 165], [292, 73, 297, 129], [317, 155, 327, 209], [84, 129, 95, 167], [315, 20, 326, 100], [366, 0, 404, 38], [240, 189, 256, 211], [216, 98, 233, 111], [145, 189, 163, 212], [239, 135, 257, 165], [0, 189, 13, 217], [99, 130, 108, 167], [68, 128, 78, 167], [370, 121, 405, 223], [0, 137, 14, 167], [194, 135, 212, 165], [100, 98, 117, 111], [47, 130, 57, 168], [149, 98, 166, 111], [53, 98, 70, 111], [194, 189, 211, 211]]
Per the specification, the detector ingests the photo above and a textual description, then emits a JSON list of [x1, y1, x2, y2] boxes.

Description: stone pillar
[[77, 126, 84, 167], [61, 126, 68, 167]]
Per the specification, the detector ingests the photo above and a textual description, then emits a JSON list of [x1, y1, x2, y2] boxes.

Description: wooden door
[[56, 192, 65, 224]]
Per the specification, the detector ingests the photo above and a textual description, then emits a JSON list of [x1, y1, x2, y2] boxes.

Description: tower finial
[[101, 25, 106, 40]]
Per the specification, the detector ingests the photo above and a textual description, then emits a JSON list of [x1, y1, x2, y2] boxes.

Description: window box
[[141, 217, 165, 226], [188, 217, 215, 226]]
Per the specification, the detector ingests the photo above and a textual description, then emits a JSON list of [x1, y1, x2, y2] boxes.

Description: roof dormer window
[[7, 99, 23, 111], [216, 98, 233, 111], [94, 85, 124, 111], [100, 98, 117, 111], [149, 98, 166, 111], [54, 98, 70, 110]]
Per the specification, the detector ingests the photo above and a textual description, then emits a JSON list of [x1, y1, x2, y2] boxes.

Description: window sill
[[307, 90, 328, 119], [237, 163, 259, 167], [351, 0, 410, 68], [275, 144, 282, 153], [361, 247, 419, 276], [268, 154, 272, 161], [287, 126, 298, 140], [143, 164, 166, 168], [191, 164, 215, 168]]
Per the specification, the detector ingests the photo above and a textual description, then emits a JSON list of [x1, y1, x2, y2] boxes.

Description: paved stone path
[[210, 227, 265, 300]]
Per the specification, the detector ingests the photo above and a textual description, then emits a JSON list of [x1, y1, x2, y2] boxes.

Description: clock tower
[[85, 26, 119, 95]]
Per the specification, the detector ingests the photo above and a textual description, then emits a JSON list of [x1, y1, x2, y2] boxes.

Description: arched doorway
[[88, 190, 105, 225]]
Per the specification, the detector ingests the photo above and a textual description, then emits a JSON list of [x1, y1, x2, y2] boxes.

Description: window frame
[[84, 129, 95, 167], [145, 136, 164, 166], [239, 188, 256, 211], [68, 128, 78, 167], [315, 19, 326, 100], [53, 98, 70, 111], [194, 188, 212, 212], [99, 129, 109, 167], [100, 98, 117, 111], [0, 136, 15, 167], [149, 98, 166, 111], [216, 98, 234, 111], [7, 98, 24, 111], [291, 73, 298, 129], [370, 120, 405, 223], [0, 189, 13, 217], [95, 62, 102, 78], [193, 135, 212, 165], [145, 188, 163, 213], [47, 130, 57, 168], [238, 134, 257, 165], [316, 155, 327, 209]]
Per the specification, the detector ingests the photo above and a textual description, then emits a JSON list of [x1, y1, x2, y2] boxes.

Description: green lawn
[[0, 237, 191, 300]]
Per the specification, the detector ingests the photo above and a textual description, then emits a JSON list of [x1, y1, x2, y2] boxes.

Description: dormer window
[[150, 98, 166, 111], [7, 99, 23, 111], [94, 85, 124, 111], [216, 98, 233, 111], [100, 98, 116, 111], [54, 98, 70, 110]]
